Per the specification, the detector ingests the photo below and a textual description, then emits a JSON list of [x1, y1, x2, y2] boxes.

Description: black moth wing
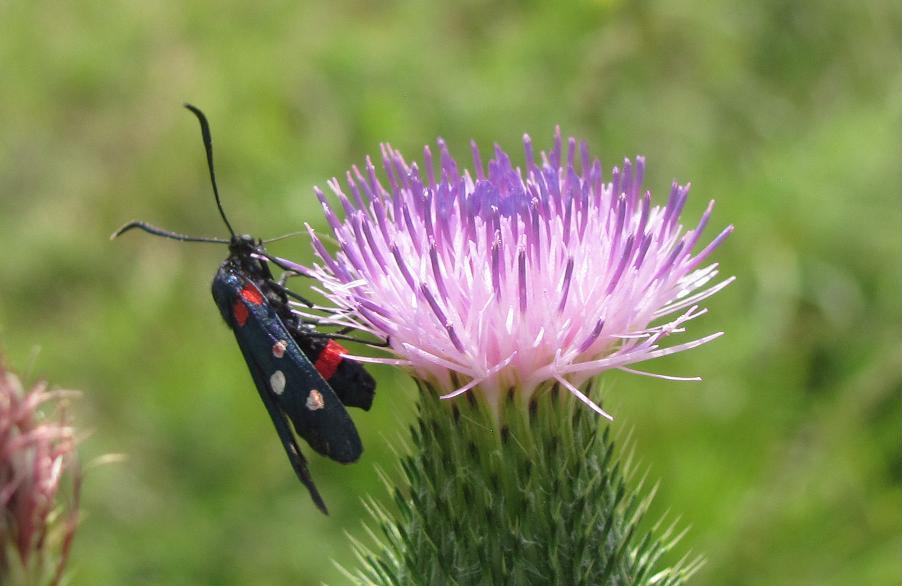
[[212, 265, 364, 464], [230, 335, 328, 513], [290, 331, 376, 411]]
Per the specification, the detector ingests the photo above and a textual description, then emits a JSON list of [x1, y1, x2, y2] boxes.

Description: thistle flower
[[0, 364, 80, 586], [305, 131, 733, 585], [305, 128, 732, 417]]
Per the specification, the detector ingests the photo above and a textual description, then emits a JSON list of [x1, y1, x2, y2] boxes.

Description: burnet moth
[[114, 104, 379, 514]]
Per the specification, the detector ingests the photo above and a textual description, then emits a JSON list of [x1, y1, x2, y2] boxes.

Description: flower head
[[0, 365, 80, 585], [305, 129, 732, 417]]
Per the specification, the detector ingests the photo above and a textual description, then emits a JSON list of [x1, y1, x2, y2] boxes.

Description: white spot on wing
[[270, 370, 286, 395], [306, 389, 325, 410]]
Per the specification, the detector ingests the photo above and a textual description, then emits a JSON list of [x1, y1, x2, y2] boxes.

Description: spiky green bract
[[343, 382, 701, 586]]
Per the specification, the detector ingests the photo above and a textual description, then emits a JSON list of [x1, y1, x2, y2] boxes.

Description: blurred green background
[[1, 1, 899, 584]]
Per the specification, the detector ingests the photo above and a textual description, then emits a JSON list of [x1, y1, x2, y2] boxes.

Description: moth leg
[[269, 279, 316, 308], [270, 280, 353, 319], [294, 320, 356, 337], [275, 267, 314, 283], [290, 326, 391, 348]]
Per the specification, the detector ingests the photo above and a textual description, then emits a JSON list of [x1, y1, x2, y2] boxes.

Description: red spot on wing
[[314, 340, 347, 381], [233, 300, 250, 327], [241, 284, 265, 305]]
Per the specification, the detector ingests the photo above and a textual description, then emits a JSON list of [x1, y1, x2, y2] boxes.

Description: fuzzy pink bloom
[[303, 129, 733, 417], [0, 365, 80, 585]]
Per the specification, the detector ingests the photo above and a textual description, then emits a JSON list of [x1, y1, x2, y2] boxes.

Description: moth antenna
[[184, 103, 236, 239], [111, 221, 229, 244], [262, 231, 306, 244]]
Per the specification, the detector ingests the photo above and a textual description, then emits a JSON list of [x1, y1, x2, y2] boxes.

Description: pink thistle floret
[[0, 365, 80, 585], [303, 129, 733, 417]]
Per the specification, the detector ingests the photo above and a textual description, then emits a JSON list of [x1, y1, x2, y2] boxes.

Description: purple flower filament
[[305, 128, 733, 416]]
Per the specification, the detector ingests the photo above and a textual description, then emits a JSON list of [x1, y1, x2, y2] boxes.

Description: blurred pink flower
[[0, 364, 80, 586], [304, 129, 733, 417]]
